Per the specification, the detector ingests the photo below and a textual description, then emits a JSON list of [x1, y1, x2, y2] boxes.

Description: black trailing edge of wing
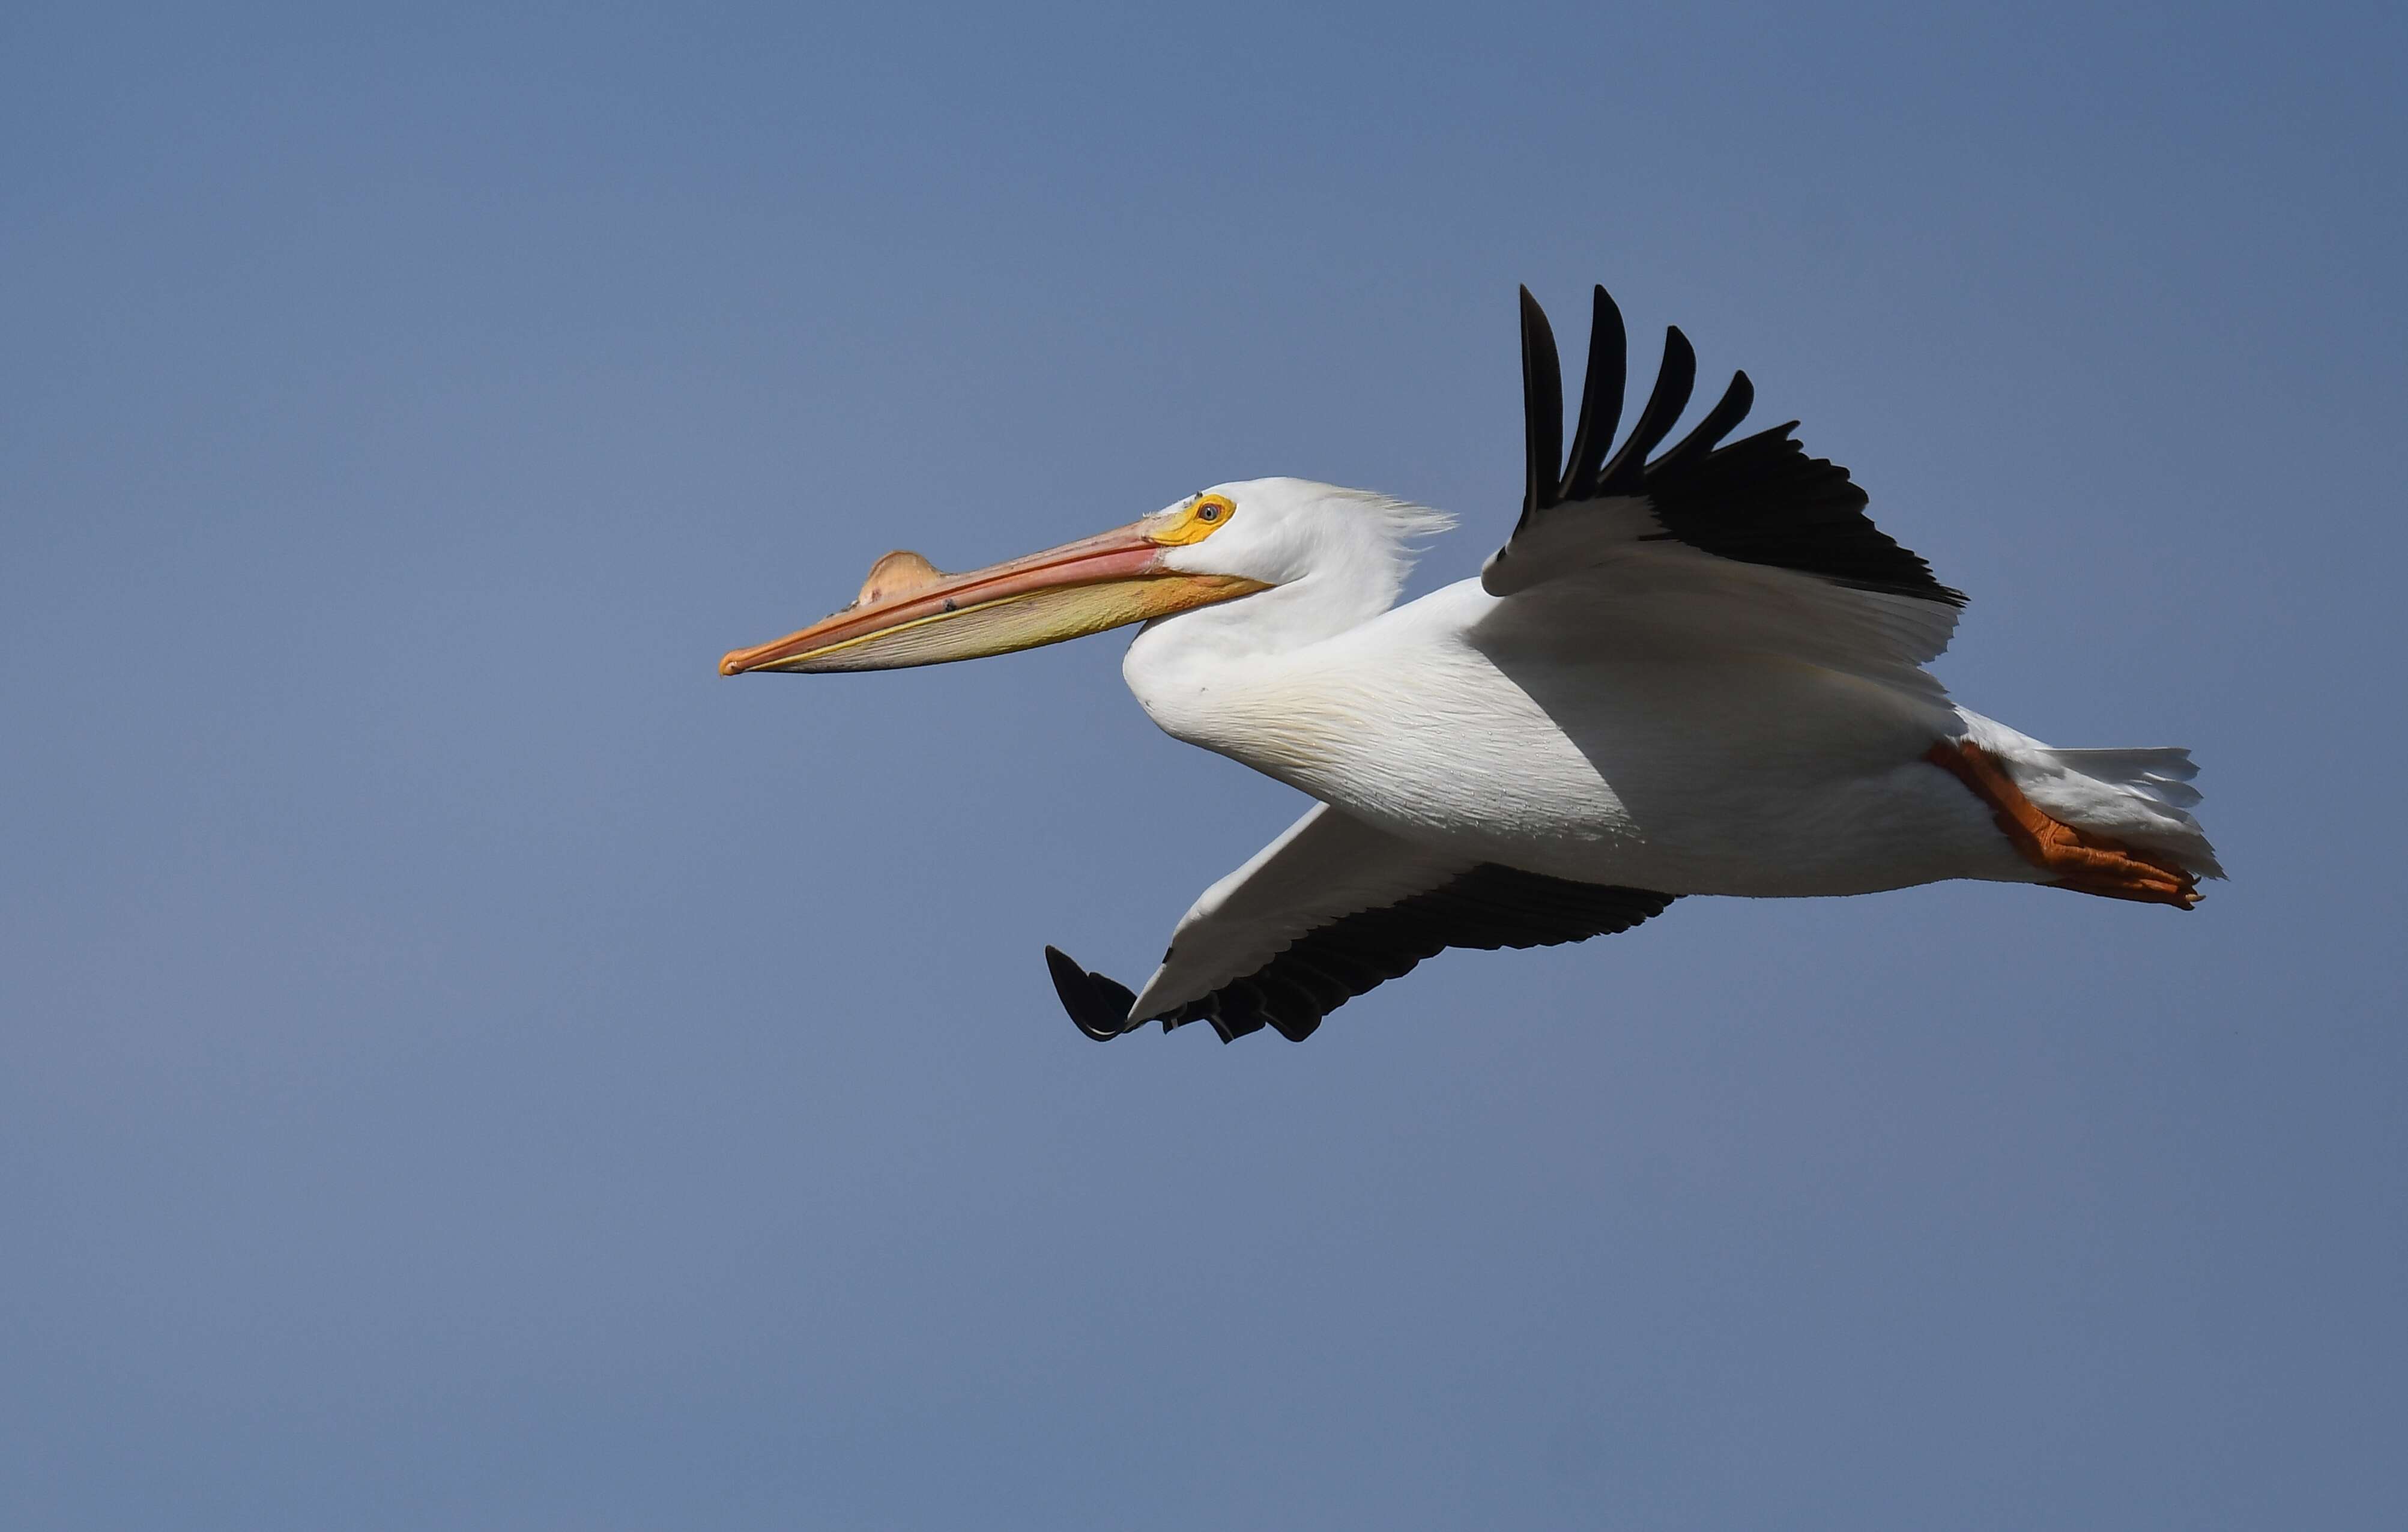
[[1045, 870, 1678, 1046], [1510, 284, 1965, 607]]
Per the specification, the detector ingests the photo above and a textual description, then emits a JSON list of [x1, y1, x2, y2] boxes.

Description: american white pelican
[[722, 285, 2221, 1043]]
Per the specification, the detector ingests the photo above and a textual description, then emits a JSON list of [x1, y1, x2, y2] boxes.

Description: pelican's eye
[[1151, 493, 1237, 546]]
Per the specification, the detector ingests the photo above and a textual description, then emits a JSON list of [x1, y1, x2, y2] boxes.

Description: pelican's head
[[718, 477, 1447, 676]]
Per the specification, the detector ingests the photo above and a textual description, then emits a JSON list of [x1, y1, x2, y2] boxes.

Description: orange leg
[[1923, 739, 2201, 909]]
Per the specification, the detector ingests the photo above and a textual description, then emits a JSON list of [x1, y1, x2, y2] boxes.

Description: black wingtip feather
[[1519, 286, 1564, 521], [1511, 285, 1962, 607], [1044, 946, 1137, 1042], [1561, 285, 1629, 502], [1597, 326, 1697, 495], [1648, 369, 1755, 477]]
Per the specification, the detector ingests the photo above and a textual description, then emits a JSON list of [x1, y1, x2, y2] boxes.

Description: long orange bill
[[719, 518, 1266, 676]]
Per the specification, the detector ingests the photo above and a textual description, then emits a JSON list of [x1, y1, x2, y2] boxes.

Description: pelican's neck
[[1122, 479, 1452, 767], [1119, 573, 1381, 772]]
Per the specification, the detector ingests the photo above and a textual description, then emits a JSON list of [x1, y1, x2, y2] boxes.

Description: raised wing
[[1482, 285, 1966, 673], [1045, 804, 1677, 1044]]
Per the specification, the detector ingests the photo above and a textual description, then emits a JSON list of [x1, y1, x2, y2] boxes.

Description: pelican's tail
[[2013, 745, 2223, 883], [1931, 721, 2223, 907]]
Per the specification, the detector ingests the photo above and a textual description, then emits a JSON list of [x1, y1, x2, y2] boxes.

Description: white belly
[[1128, 583, 2033, 898]]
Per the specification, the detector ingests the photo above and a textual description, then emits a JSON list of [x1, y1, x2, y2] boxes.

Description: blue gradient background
[[5, 2, 2403, 1526]]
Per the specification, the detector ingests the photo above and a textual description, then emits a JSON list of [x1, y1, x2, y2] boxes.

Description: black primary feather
[[1045, 946, 1139, 1041], [1594, 325, 1698, 497], [1561, 285, 1627, 502], [1515, 285, 1964, 606], [1518, 286, 1564, 519]]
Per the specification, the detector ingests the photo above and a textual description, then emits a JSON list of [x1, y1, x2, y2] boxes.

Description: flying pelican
[[721, 285, 2221, 1044]]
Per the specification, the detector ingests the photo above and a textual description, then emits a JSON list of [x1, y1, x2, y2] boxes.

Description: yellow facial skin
[[1147, 493, 1237, 546]]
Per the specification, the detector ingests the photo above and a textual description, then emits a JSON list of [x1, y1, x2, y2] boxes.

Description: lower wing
[[1047, 803, 1678, 1043]]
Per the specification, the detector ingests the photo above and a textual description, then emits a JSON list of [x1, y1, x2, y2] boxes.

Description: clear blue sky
[[5, 2, 2403, 1526]]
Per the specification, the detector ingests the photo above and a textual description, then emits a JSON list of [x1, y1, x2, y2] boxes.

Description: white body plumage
[[1116, 478, 2216, 1023]]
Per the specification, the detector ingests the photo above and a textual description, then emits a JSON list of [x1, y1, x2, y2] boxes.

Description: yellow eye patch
[[1149, 493, 1236, 546]]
